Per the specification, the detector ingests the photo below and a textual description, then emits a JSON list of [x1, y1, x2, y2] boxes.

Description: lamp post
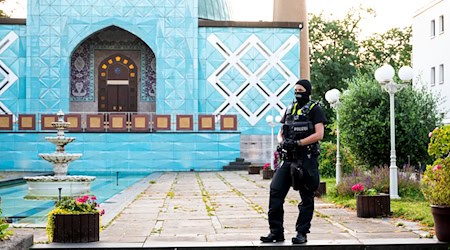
[[374, 64, 413, 199], [325, 89, 342, 185], [266, 115, 282, 170]]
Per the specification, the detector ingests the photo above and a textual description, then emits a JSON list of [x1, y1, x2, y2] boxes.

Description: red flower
[[351, 183, 364, 193], [433, 165, 442, 171], [263, 163, 270, 170]]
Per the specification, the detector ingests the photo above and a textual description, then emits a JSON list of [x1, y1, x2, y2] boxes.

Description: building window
[[439, 15, 445, 33], [431, 67, 436, 86], [431, 19, 436, 37], [439, 64, 444, 84]]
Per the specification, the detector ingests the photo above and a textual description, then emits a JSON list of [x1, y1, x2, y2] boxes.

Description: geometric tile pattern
[[0, 31, 19, 118], [27, 0, 198, 114], [199, 27, 300, 134], [207, 34, 298, 126]]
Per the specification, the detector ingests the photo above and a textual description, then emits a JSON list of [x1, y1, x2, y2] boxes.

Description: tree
[[308, 8, 369, 101], [359, 27, 412, 73], [338, 72, 441, 168], [308, 9, 367, 140], [308, 8, 413, 142], [0, 0, 9, 18]]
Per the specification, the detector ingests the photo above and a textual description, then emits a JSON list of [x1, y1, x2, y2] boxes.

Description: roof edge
[[0, 18, 26, 25], [199, 20, 302, 29]]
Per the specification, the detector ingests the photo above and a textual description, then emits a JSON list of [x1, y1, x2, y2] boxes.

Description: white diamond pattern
[[0, 31, 19, 116], [207, 34, 298, 126]]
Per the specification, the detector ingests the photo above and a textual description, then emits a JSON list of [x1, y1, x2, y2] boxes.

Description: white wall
[[413, 0, 450, 124]]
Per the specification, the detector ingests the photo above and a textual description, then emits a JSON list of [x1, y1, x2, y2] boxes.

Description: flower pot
[[356, 194, 390, 218], [431, 205, 450, 242], [53, 213, 99, 243], [262, 169, 274, 179], [315, 181, 326, 197], [248, 165, 260, 174]]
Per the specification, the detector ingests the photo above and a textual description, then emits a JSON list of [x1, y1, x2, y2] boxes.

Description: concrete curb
[[0, 233, 33, 250]]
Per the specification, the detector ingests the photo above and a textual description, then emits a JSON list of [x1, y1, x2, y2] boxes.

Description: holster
[[290, 160, 304, 191]]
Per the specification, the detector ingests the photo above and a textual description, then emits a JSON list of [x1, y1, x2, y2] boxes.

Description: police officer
[[260, 79, 326, 244]]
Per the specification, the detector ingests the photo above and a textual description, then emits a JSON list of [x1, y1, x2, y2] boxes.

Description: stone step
[[235, 158, 245, 162], [222, 165, 248, 171], [31, 239, 449, 249], [229, 161, 251, 166]]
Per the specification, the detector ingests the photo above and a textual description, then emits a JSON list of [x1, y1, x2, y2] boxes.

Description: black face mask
[[295, 93, 309, 106]]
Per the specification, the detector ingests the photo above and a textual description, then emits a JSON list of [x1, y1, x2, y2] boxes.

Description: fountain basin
[[24, 176, 96, 200], [39, 153, 82, 163], [45, 137, 76, 147]]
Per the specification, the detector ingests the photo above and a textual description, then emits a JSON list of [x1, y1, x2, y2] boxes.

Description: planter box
[[248, 165, 261, 174], [262, 169, 274, 179], [356, 194, 390, 218], [431, 205, 450, 242], [53, 213, 99, 243], [315, 181, 326, 197]]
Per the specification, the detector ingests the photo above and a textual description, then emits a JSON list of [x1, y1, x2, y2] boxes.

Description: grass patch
[[320, 177, 434, 229], [166, 191, 175, 199]]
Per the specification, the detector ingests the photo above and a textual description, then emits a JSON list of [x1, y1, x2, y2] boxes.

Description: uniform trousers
[[268, 155, 320, 235]]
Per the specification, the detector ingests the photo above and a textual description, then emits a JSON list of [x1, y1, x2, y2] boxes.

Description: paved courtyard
[[14, 171, 444, 248]]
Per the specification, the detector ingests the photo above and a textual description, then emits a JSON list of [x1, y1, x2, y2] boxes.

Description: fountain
[[24, 110, 95, 199]]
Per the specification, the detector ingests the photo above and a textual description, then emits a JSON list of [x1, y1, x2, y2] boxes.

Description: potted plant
[[46, 195, 105, 243], [262, 163, 274, 179], [248, 165, 261, 174], [352, 183, 390, 218], [421, 126, 450, 242]]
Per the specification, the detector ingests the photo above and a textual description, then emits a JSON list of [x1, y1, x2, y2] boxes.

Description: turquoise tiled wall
[[0, 132, 240, 172], [0, 1, 303, 173], [198, 27, 300, 135], [0, 25, 27, 115], [26, 0, 198, 115]]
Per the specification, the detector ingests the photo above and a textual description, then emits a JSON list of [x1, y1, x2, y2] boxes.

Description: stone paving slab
[[98, 171, 434, 244], [12, 171, 448, 248]]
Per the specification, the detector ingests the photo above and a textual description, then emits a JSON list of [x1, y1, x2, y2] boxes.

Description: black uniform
[[268, 101, 326, 237]]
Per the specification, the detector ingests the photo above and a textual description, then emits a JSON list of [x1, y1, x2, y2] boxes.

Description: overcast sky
[[2, 0, 432, 37], [228, 0, 431, 37]]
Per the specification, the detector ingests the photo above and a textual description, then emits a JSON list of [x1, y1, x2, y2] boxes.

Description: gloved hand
[[282, 138, 297, 151]]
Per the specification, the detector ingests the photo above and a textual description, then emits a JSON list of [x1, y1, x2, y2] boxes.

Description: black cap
[[295, 79, 312, 96]]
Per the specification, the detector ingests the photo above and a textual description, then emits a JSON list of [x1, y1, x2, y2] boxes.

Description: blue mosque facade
[[0, 0, 302, 174]]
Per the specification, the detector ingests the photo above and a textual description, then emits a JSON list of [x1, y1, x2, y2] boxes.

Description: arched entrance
[[98, 54, 137, 112], [69, 26, 156, 113]]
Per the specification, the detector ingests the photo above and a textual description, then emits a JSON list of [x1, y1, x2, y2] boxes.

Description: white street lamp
[[266, 115, 282, 170], [374, 64, 413, 199], [325, 88, 342, 185]]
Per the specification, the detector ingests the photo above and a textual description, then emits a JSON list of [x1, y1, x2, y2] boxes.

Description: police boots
[[291, 232, 307, 244], [260, 233, 285, 243]]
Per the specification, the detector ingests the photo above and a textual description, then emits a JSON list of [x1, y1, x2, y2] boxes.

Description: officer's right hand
[[282, 139, 297, 150]]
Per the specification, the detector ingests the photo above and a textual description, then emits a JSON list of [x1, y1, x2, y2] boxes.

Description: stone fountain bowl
[[45, 137, 76, 146], [51, 121, 70, 128], [39, 153, 82, 163]]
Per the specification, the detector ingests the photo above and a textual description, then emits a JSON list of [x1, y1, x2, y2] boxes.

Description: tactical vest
[[283, 100, 317, 141]]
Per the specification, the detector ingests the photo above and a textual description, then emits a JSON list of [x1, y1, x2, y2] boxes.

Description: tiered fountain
[[24, 110, 95, 199]]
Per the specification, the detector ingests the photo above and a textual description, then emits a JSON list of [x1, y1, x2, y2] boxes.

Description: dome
[[198, 0, 232, 21]]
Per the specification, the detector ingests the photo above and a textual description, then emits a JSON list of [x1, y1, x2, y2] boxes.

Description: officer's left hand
[[282, 138, 297, 150]]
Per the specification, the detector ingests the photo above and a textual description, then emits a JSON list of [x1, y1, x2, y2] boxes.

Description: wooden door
[[98, 54, 137, 112]]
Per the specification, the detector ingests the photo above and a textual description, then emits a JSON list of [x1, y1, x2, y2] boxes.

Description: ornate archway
[[69, 26, 156, 113]]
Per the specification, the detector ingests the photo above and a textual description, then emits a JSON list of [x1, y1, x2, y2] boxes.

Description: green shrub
[[0, 209, 13, 240], [336, 166, 422, 199], [339, 72, 441, 169], [319, 141, 356, 178], [421, 125, 450, 206]]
